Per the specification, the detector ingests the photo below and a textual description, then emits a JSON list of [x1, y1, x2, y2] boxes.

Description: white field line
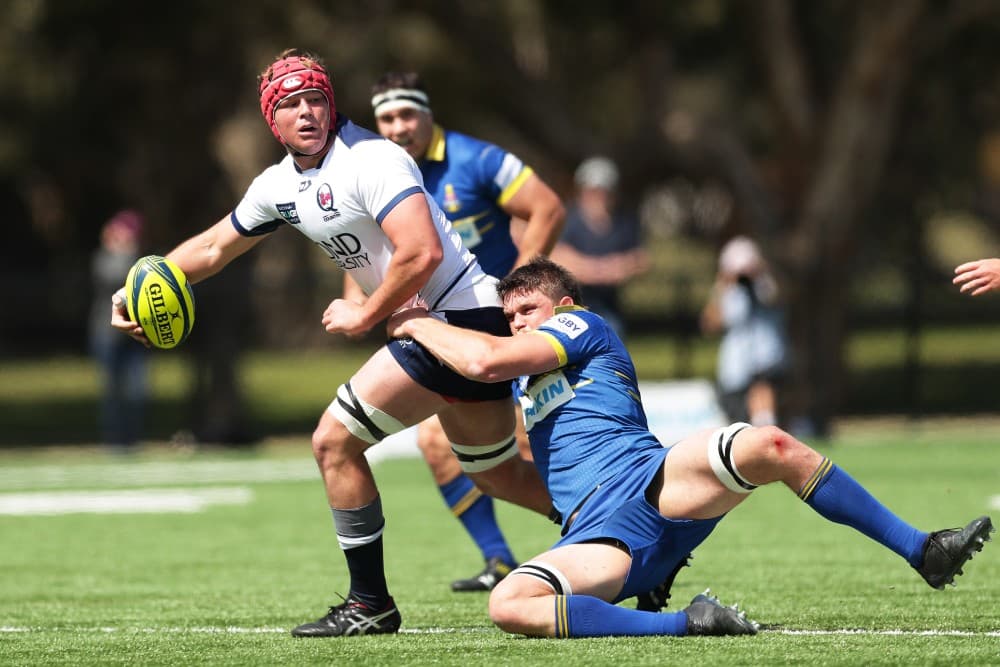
[[989, 495, 1000, 510], [0, 626, 481, 635], [771, 628, 1000, 637], [1, 625, 998, 637], [0, 431, 420, 492], [0, 459, 318, 491], [0, 487, 252, 515]]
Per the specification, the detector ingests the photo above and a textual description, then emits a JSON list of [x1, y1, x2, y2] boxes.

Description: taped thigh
[[328, 381, 406, 445], [450, 432, 519, 473], [707, 422, 757, 494], [509, 560, 573, 596]]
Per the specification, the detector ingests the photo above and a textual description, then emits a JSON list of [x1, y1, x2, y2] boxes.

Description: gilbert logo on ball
[[124, 255, 196, 349]]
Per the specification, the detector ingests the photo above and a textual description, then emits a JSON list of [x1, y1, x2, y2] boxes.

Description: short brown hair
[[497, 257, 583, 306]]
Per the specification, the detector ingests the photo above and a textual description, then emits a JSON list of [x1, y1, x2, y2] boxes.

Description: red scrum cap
[[258, 54, 336, 143]]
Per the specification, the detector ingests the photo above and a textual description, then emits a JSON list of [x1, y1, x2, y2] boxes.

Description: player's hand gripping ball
[[123, 255, 195, 349]]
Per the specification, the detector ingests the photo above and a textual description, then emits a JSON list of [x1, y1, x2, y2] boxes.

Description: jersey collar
[[554, 304, 588, 314], [424, 124, 446, 162]]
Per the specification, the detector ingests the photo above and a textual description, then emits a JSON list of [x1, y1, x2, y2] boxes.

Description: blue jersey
[[514, 306, 664, 520], [419, 125, 533, 278]]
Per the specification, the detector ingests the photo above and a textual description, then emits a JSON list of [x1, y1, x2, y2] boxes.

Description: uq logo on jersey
[[318, 233, 371, 270], [316, 183, 341, 221], [519, 370, 574, 431], [317, 183, 334, 210]]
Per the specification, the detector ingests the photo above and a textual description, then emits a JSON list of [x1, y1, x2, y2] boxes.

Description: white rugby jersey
[[232, 115, 499, 312]]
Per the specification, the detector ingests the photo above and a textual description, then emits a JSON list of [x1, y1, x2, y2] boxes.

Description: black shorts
[[387, 307, 513, 402]]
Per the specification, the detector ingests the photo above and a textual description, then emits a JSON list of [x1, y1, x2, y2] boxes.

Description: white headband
[[371, 87, 431, 116]]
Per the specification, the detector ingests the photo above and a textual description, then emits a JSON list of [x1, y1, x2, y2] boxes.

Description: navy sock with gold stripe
[[800, 458, 927, 566], [440, 474, 515, 566]]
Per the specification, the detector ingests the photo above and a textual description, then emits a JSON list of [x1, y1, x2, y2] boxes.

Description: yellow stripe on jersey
[[450, 210, 489, 227], [497, 166, 534, 206], [450, 486, 484, 517], [613, 371, 641, 404], [425, 124, 447, 162], [798, 456, 833, 500], [555, 594, 569, 638], [532, 330, 567, 367]]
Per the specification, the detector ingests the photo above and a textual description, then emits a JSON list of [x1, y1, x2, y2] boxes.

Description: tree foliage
[[5, 0, 1000, 434]]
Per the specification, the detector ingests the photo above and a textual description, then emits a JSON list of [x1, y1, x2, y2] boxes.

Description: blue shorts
[[553, 446, 723, 603], [388, 307, 513, 402]]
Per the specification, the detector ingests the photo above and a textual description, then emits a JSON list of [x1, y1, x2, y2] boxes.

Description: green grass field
[[1, 432, 998, 665]]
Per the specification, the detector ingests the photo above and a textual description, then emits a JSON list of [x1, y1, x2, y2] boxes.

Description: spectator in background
[[954, 258, 1000, 295], [551, 156, 649, 338], [700, 236, 787, 427], [89, 209, 149, 451]]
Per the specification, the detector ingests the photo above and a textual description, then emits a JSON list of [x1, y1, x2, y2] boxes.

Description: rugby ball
[[124, 255, 196, 349]]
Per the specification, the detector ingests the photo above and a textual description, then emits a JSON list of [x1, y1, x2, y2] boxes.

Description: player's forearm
[[166, 217, 260, 284], [342, 273, 367, 305], [360, 249, 439, 327], [399, 317, 508, 382], [513, 202, 566, 269], [166, 235, 223, 284]]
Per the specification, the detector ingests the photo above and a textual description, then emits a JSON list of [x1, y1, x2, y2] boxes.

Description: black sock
[[332, 497, 390, 608]]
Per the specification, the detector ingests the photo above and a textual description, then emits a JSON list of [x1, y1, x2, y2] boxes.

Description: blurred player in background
[[954, 257, 1000, 295], [352, 70, 565, 592], [111, 49, 555, 638], [389, 256, 993, 638]]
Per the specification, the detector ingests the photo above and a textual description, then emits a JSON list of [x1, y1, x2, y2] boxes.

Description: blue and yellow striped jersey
[[515, 306, 663, 519], [419, 125, 533, 278]]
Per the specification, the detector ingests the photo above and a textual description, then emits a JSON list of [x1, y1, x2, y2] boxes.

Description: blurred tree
[[3, 0, 1000, 439], [379, 1, 1000, 435]]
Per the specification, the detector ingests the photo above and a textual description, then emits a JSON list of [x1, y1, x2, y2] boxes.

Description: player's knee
[[488, 583, 526, 634], [723, 424, 810, 489], [491, 561, 571, 636], [744, 425, 798, 464], [311, 420, 348, 466]]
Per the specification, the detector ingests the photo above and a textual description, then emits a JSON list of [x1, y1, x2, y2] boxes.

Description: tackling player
[[388, 256, 994, 638], [353, 71, 565, 592]]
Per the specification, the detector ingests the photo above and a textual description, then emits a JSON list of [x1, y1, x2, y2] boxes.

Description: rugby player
[[111, 49, 555, 638], [389, 256, 994, 638]]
